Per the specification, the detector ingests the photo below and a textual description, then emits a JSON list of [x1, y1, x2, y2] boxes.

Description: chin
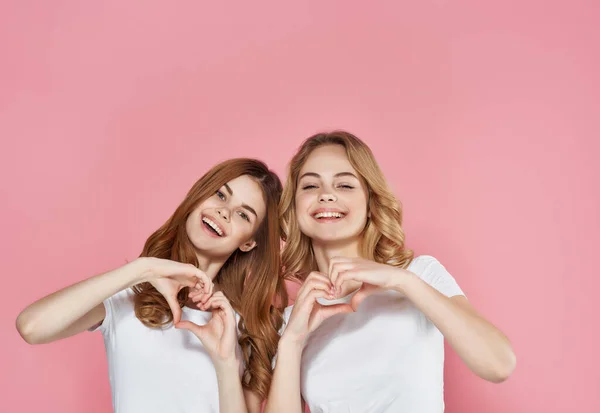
[[309, 231, 360, 245]]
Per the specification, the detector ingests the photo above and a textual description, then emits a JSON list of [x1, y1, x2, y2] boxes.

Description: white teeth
[[202, 217, 223, 236], [314, 212, 345, 219]]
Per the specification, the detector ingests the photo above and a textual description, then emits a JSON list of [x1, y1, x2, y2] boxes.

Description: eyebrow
[[299, 172, 359, 180], [223, 183, 258, 218]]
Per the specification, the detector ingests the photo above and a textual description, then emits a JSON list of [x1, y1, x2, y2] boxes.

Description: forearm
[[16, 259, 147, 344], [263, 337, 304, 413], [396, 273, 516, 382], [214, 361, 248, 413]]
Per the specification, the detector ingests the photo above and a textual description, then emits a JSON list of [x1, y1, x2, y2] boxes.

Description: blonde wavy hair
[[280, 131, 414, 281]]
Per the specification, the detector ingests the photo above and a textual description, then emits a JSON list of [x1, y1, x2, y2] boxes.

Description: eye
[[216, 190, 226, 201], [301, 184, 318, 190], [337, 184, 355, 190], [238, 211, 250, 222]]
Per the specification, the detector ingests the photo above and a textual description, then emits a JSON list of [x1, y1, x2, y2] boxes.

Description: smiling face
[[294, 144, 370, 245], [185, 175, 267, 259]]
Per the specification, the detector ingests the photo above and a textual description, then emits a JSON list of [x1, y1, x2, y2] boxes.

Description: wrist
[[213, 355, 242, 373], [128, 257, 154, 285], [279, 333, 305, 353], [389, 268, 417, 294]]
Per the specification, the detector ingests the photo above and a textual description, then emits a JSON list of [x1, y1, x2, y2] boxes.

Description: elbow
[[486, 349, 517, 383], [16, 312, 42, 345]]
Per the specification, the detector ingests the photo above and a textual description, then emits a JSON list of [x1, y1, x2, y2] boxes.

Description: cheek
[[185, 213, 195, 236], [232, 222, 254, 242], [348, 195, 369, 218], [295, 193, 312, 215]]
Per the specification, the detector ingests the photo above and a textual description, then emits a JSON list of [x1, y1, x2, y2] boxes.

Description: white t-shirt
[[278, 255, 465, 413], [92, 289, 243, 413]]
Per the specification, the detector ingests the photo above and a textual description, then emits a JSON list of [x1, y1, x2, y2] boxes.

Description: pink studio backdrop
[[1, 1, 598, 412]]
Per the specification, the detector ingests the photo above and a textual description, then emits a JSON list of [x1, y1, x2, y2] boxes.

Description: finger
[[334, 270, 364, 292], [213, 302, 234, 332], [329, 262, 356, 292], [299, 289, 330, 313], [191, 293, 207, 303], [174, 320, 204, 337], [194, 270, 213, 294], [179, 275, 200, 289], [199, 289, 219, 305], [199, 295, 221, 310], [201, 295, 232, 314], [314, 303, 353, 321], [328, 257, 354, 277], [296, 279, 334, 303], [188, 287, 204, 297], [182, 266, 211, 293], [296, 272, 331, 298], [165, 294, 183, 325], [201, 298, 235, 332], [306, 271, 331, 285], [203, 291, 224, 304]]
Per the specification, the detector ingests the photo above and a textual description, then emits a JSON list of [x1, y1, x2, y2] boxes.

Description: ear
[[239, 239, 257, 252]]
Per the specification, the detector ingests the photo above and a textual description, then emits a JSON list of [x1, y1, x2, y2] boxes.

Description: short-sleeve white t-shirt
[[278, 255, 465, 413], [92, 289, 243, 413]]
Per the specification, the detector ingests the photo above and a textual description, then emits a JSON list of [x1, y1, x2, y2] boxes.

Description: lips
[[311, 208, 347, 221], [201, 215, 226, 237]]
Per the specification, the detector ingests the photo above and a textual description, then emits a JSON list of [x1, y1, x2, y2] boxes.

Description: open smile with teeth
[[202, 217, 224, 236], [313, 211, 346, 219]]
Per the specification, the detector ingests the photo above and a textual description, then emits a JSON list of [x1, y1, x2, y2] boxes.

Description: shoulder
[[407, 255, 444, 275], [408, 255, 465, 298]]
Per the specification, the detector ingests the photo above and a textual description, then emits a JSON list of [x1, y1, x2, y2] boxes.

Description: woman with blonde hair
[[16, 158, 287, 413], [265, 131, 516, 413]]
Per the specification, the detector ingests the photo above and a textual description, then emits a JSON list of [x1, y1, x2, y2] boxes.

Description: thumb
[[310, 303, 353, 332], [165, 294, 183, 325], [351, 283, 377, 310], [319, 303, 353, 319], [175, 320, 205, 337]]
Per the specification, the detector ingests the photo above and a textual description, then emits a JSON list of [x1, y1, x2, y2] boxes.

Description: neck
[[312, 238, 363, 297], [195, 253, 227, 281]]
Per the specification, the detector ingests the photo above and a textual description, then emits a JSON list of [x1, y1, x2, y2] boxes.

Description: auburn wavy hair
[[132, 158, 288, 399], [281, 131, 414, 281]]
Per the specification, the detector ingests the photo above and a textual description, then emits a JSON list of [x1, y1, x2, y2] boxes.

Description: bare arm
[[243, 390, 263, 413], [264, 337, 304, 413], [264, 272, 350, 413], [214, 362, 248, 413], [16, 258, 210, 345], [397, 275, 516, 383], [175, 292, 249, 413], [331, 257, 516, 383], [16, 260, 146, 344]]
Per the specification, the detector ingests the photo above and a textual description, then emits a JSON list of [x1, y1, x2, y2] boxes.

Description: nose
[[318, 192, 337, 203], [216, 207, 230, 222]]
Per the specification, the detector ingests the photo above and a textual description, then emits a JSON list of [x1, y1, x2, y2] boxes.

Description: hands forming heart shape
[[282, 257, 406, 346], [176, 290, 239, 367], [141, 257, 238, 366]]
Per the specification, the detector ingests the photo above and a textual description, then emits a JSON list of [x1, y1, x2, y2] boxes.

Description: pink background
[[1, 1, 598, 412]]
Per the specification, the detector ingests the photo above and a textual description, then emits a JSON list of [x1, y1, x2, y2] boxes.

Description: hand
[[329, 257, 410, 302], [138, 257, 214, 324], [282, 271, 353, 347], [175, 292, 238, 367]]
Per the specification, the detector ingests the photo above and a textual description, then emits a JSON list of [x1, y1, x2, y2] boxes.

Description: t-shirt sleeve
[[89, 289, 134, 335], [414, 256, 465, 298], [272, 305, 294, 369]]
